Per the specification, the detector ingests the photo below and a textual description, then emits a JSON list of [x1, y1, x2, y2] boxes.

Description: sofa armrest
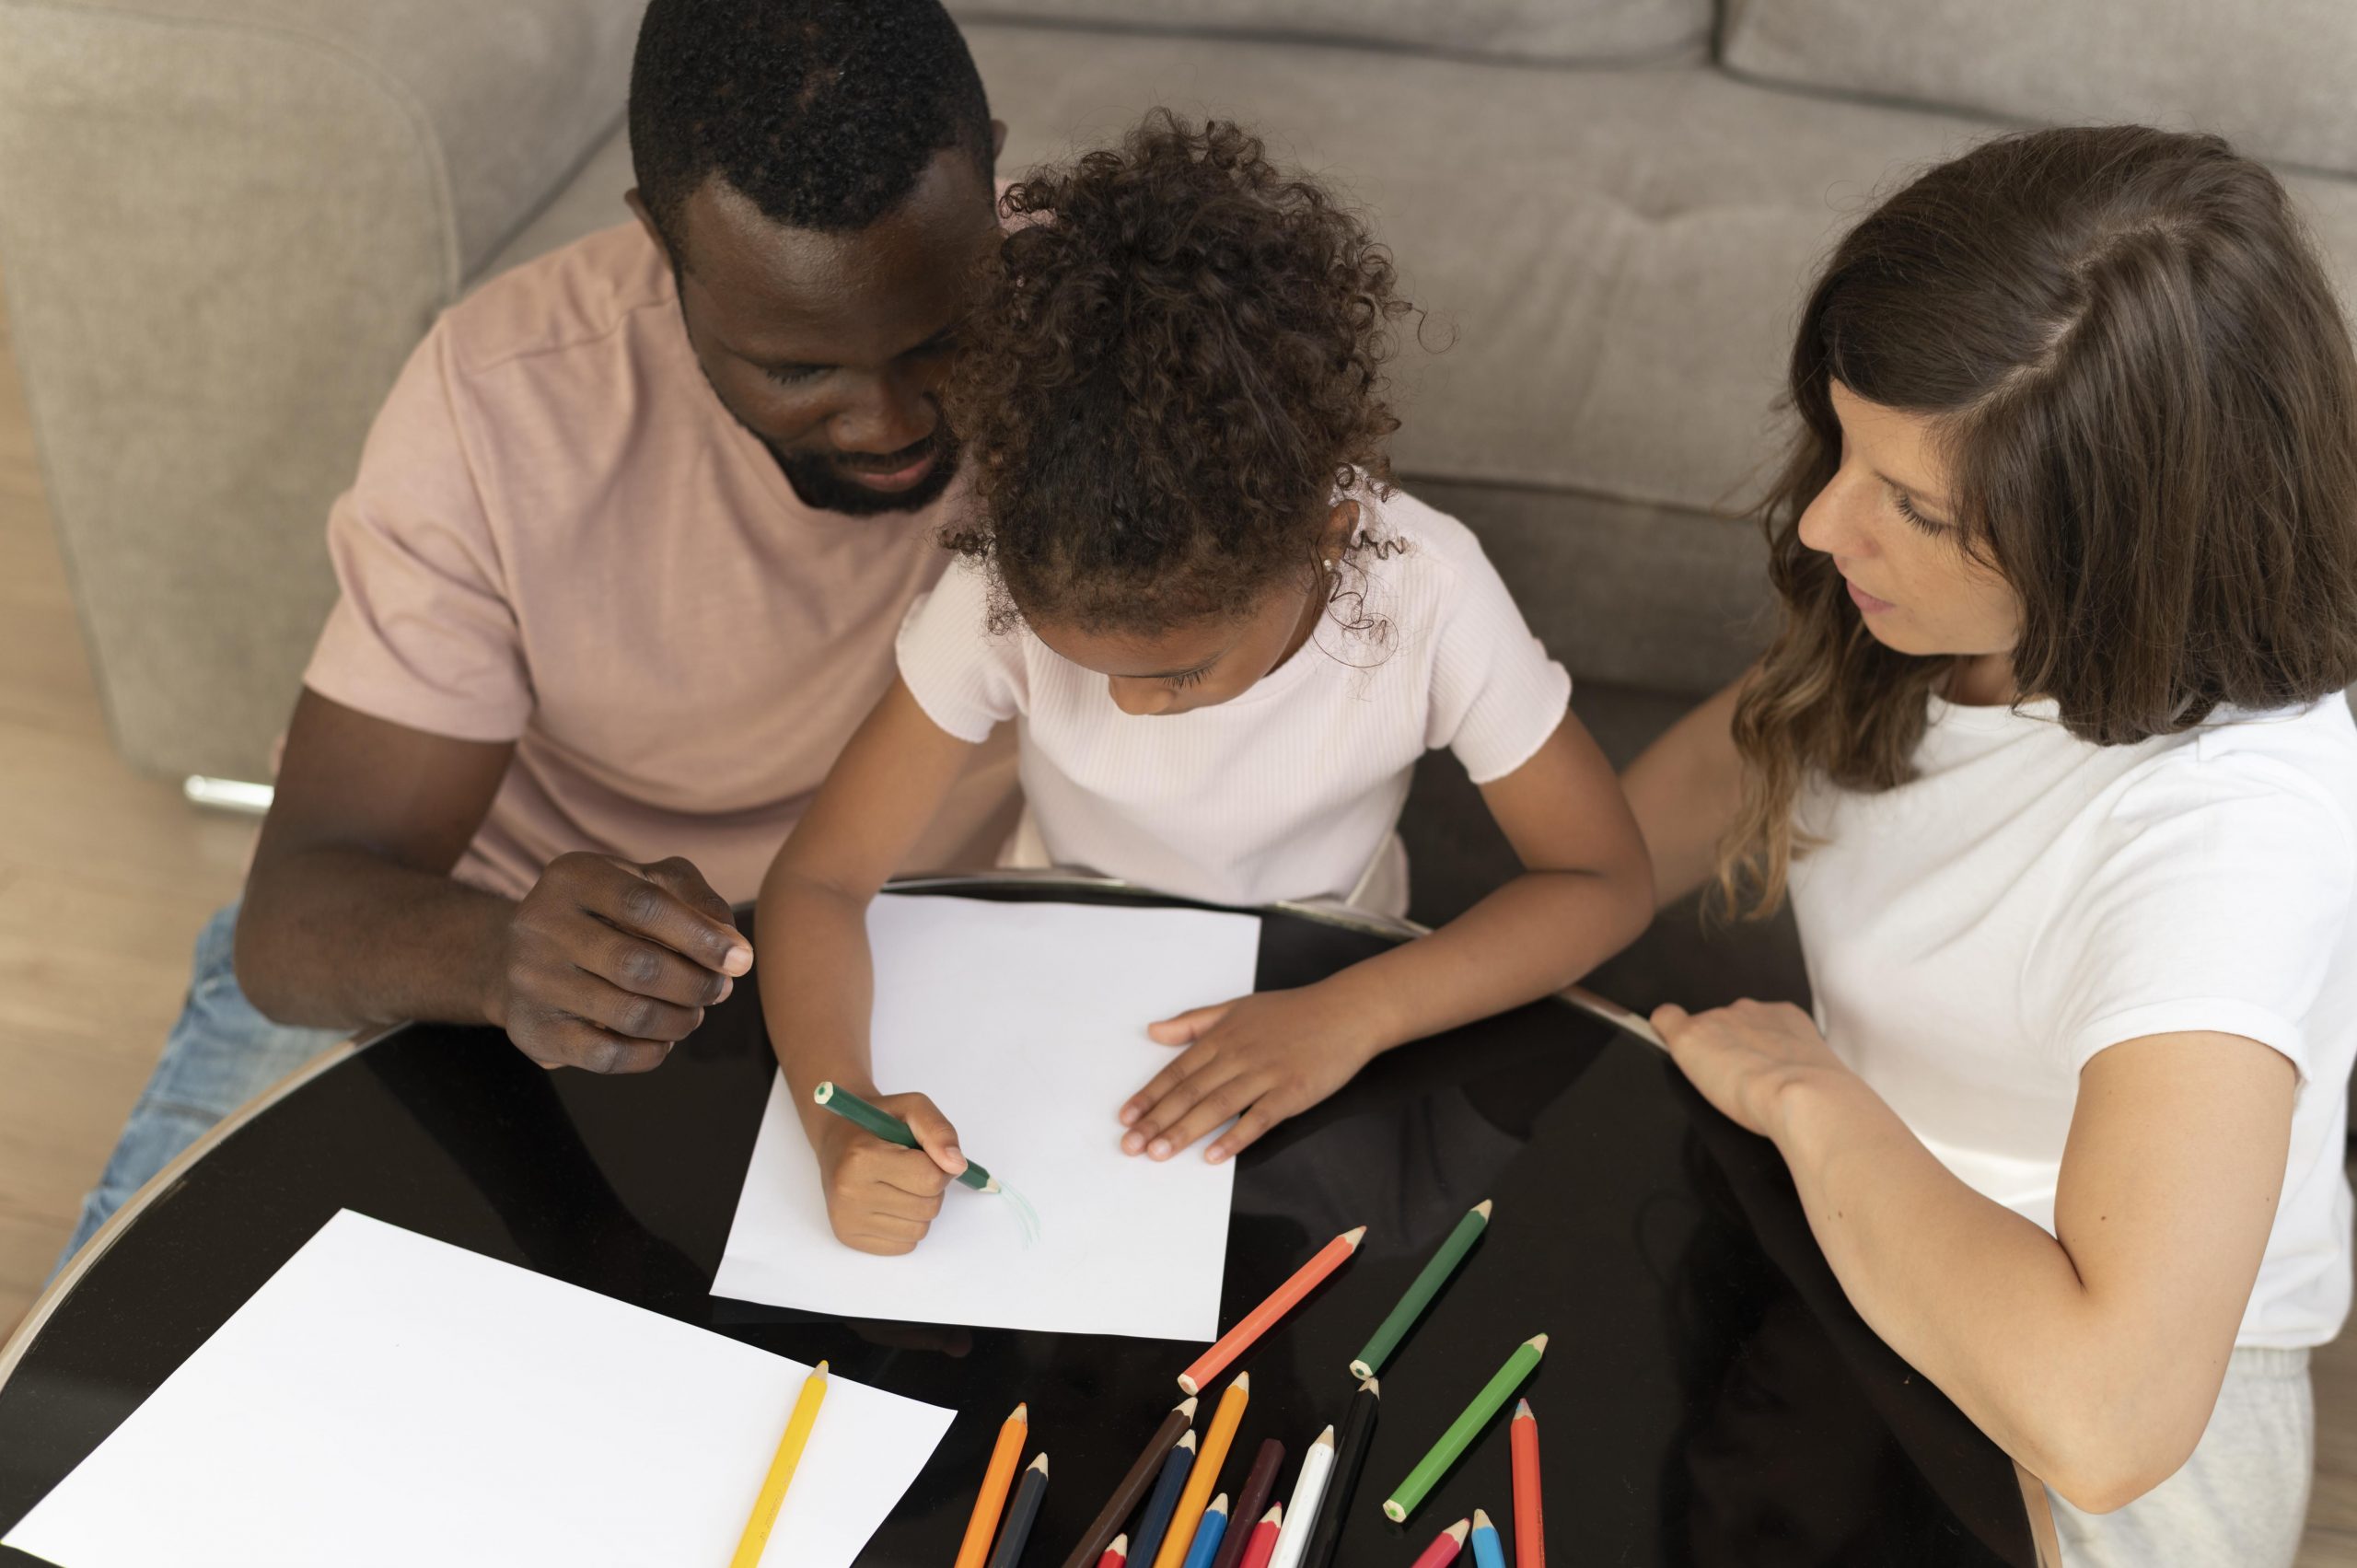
[[0, 0, 639, 779]]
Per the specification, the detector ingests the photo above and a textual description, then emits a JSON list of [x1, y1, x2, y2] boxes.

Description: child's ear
[[1323, 500, 1360, 556]]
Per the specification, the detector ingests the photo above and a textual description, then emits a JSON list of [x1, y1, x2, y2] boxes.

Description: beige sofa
[[3, 0, 2353, 981]]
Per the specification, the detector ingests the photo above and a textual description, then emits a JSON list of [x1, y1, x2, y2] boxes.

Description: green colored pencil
[[1380, 1333, 1548, 1524], [1349, 1200, 1492, 1378], [812, 1081, 999, 1193]]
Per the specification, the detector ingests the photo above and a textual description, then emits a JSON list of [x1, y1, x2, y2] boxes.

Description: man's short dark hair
[[629, 0, 993, 254]]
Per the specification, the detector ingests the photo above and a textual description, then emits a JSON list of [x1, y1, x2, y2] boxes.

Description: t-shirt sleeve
[[2034, 760, 2357, 1083], [301, 324, 532, 742], [1422, 530, 1574, 784], [894, 555, 1027, 744]]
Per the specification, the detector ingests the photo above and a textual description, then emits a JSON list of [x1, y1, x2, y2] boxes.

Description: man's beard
[[771, 428, 962, 517]]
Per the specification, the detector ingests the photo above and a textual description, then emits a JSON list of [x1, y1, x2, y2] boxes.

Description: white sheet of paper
[[2, 1211, 952, 1568], [714, 894, 1260, 1341]]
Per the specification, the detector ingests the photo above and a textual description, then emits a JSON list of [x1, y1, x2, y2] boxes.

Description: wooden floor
[[6, 291, 2357, 1562]]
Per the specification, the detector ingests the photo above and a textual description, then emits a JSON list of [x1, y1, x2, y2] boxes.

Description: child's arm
[[757, 676, 981, 1254], [1120, 708, 1655, 1162], [1618, 671, 1752, 908]]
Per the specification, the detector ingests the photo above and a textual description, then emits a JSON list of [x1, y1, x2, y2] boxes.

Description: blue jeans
[[53, 902, 344, 1273]]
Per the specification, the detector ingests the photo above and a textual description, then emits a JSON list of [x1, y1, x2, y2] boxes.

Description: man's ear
[[624, 188, 676, 272], [990, 119, 1009, 160]]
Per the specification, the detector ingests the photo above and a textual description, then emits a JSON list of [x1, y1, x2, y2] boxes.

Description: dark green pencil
[[812, 1080, 999, 1193], [1349, 1201, 1492, 1379]]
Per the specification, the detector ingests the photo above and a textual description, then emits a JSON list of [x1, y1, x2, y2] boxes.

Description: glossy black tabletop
[[0, 883, 2038, 1566]]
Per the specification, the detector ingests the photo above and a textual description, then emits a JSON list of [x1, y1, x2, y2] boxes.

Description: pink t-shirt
[[303, 222, 1013, 902]]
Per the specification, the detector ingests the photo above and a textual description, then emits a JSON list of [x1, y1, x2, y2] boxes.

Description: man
[[57, 0, 1016, 1262]]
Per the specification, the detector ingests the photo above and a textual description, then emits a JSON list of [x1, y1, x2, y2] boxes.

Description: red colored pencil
[[1410, 1518, 1472, 1568], [1097, 1535, 1130, 1568], [1177, 1227, 1366, 1395], [1237, 1505, 1283, 1568], [1511, 1400, 1543, 1567]]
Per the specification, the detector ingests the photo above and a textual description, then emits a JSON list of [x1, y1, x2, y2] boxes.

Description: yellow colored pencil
[[729, 1360, 830, 1568], [956, 1402, 1032, 1568], [1153, 1373, 1250, 1568]]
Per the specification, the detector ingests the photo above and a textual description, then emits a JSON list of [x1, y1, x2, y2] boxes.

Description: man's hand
[[490, 853, 752, 1073], [814, 1090, 968, 1255], [1119, 984, 1380, 1165]]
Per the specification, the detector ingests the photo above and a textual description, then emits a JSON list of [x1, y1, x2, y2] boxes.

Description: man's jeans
[[52, 903, 343, 1273]]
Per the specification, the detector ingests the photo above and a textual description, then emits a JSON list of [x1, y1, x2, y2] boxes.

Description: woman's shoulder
[[2108, 697, 2357, 871]]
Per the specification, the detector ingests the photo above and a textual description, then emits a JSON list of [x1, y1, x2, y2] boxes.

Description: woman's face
[[1801, 382, 2022, 665]]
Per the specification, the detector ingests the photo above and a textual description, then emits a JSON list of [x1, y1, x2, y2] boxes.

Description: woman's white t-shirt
[[1790, 693, 2357, 1347], [893, 488, 1572, 915]]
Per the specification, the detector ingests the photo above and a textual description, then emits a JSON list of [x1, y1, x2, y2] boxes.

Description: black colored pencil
[[1299, 1377, 1380, 1568], [987, 1453, 1051, 1568]]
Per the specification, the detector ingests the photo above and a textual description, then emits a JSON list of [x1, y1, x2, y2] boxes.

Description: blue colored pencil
[[1179, 1493, 1230, 1568], [1470, 1508, 1507, 1568], [1130, 1431, 1198, 1567]]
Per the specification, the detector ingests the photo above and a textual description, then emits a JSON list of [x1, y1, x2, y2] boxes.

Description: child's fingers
[[1120, 1039, 1220, 1129], [1206, 1102, 1282, 1164], [1124, 1054, 1248, 1156], [1151, 1072, 1268, 1159], [1146, 1001, 1235, 1046], [889, 1092, 970, 1179]]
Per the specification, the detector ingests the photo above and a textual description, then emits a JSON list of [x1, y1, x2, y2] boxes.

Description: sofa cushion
[[1724, 0, 2357, 181], [946, 0, 1712, 66]]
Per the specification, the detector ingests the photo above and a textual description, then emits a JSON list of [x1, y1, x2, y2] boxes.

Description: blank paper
[[714, 895, 1260, 1341], [3, 1211, 952, 1568]]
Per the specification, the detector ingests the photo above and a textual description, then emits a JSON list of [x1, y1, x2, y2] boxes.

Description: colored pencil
[[1262, 1426, 1335, 1568], [1470, 1508, 1506, 1568], [1298, 1377, 1378, 1568], [1349, 1201, 1492, 1379], [985, 1453, 1051, 1568], [811, 1080, 999, 1192], [1237, 1507, 1283, 1568], [1130, 1430, 1199, 1567], [1153, 1374, 1249, 1568], [954, 1402, 1031, 1568], [1179, 1493, 1231, 1568], [1208, 1439, 1285, 1568], [1062, 1398, 1198, 1568], [1098, 1536, 1130, 1568], [728, 1359, 829, 1568], [1383, 1335, 1548, 1524], [1510, 1400, 1543, 1568], [1410, 1519, 1473, 1568], [1178, 1226, 1366, 1395]]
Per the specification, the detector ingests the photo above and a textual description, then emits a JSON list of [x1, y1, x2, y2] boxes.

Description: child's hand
[[813, 1090, 968, 1256], [1120, 985, 1376, 1165]]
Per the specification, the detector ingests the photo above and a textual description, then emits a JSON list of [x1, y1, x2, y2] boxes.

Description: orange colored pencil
[[1178, 1227, 1366, 1395], [1153, 1374, 1250, 1568], [954, 1402, 1029, 1568], [1237, 1505, 1283, 1568], [1511, 1400, 1543, 1567]]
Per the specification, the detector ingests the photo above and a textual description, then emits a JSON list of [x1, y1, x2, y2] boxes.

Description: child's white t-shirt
[[1789, 692, 2357, 1347], [893, 487, 1572, 915]]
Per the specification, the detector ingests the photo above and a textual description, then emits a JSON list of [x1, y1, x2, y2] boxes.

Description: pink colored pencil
[[1177, 1227, 1366, 1395], [1410, 1518, 1472, 1568], [1237, 1505, 1283, 1568]]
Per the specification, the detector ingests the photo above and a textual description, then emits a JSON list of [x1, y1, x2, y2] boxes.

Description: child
[[758, 114, 1653, 1256]]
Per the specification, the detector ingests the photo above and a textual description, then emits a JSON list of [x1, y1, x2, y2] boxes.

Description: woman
[[1626, 125, 2357, 1566]]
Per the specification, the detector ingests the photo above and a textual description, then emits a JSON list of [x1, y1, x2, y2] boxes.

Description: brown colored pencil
[[1059, 1396, 1199, 1568], [1208, 1438, 1285, 1568]]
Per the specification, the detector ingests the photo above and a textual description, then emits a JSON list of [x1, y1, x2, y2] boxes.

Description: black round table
[[0, 877, 2052, 1566]]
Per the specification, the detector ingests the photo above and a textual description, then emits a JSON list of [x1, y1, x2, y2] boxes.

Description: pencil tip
[[1515, 1398, 1533, 1419], [982, 1177, 1002, 1193], [1208, 1493, 1229, 1515], [1029, 1453, 1049, 1474], [813, 1360, 828, 1375], [1112, 1535, 1128, 1553], [1527, 1332, 1550, 1353], [1178, 1430, 1198, 1451], [1012, 1402, 1028, 1422], [1341, 1225, 1368, 1248], [1232, 1372, 1250, 1392], [1475, 1508, 1493, 1530], [1447, 1519, 1472, 1543], [1313, 1425, 1335, 1448], [1364, 1376, 1380, 1396], [1266, 1504, 1283, 1525], [1178, 1397, 1199, 1419], [1473, 1199, 1494, 1219]]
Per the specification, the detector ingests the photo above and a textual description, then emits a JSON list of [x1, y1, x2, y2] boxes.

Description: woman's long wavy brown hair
[[1721, 125, 2357, 916]]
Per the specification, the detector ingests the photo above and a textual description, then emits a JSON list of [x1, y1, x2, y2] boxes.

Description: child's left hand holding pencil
[[1120, 982, 1379, 1164]]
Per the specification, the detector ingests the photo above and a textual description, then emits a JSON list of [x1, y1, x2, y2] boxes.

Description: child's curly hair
[[943, 112, 1414, 634]]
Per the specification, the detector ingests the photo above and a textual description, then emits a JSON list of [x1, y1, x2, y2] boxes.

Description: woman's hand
[[1649, 998, 1853, 1142], [1119, 984, 1379, 1164]]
